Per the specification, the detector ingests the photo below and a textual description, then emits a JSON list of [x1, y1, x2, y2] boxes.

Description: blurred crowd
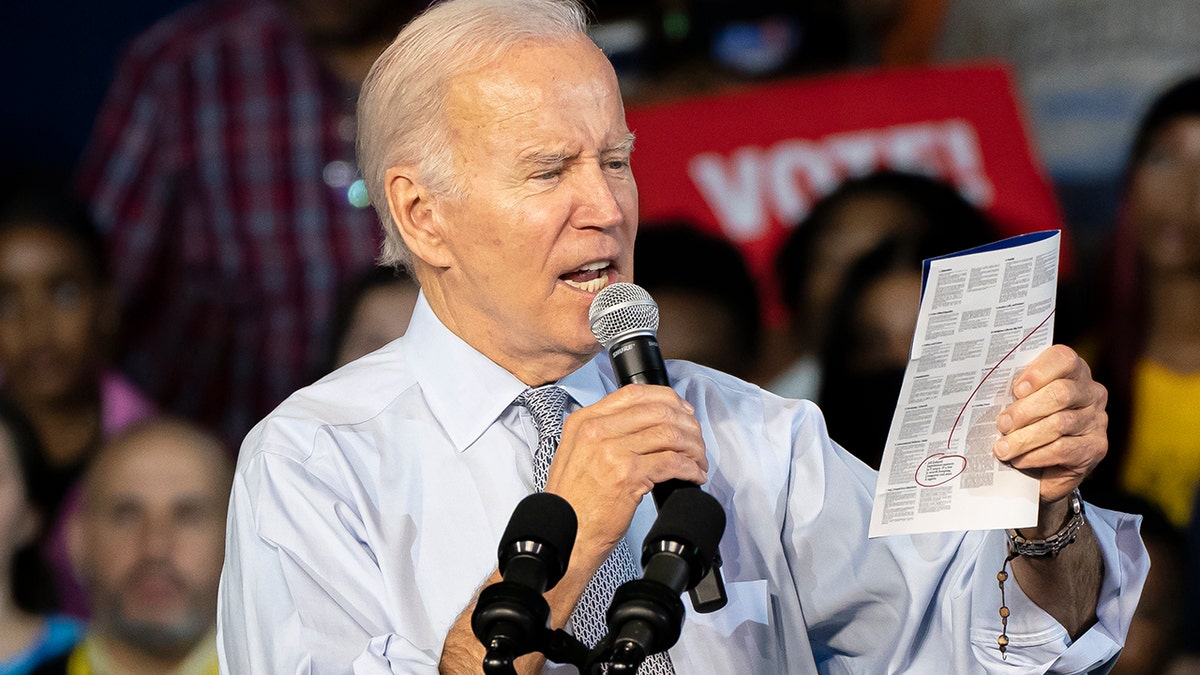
[[2, 0, 1200, 673]]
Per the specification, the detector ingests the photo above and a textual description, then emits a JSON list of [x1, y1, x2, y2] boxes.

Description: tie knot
[[516, 385, 570, 437]]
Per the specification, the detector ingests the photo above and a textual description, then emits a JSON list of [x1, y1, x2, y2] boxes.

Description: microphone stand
[[478, 622, 667, 674], [479, 623, 591, 675]]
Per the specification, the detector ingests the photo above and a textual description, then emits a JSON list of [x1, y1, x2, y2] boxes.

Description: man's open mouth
[[560, 260, 611, 293]]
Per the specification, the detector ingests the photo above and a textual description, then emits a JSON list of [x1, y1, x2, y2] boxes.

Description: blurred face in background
[[803, 193, 923, 346], [848, 269, 922, 374], [1128, 115, 1200, 275], [0, 224, 111, 407], [71, 425, 229, 659]]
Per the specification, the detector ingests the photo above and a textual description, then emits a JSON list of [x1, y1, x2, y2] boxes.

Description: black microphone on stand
[[472, 492, 577, 673], [589, 282, 728, 613], [606, 488, 726, 671]]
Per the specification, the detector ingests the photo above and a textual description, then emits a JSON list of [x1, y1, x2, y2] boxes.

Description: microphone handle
[[608, 335, 728, 613], [612, 335, 670, 387]]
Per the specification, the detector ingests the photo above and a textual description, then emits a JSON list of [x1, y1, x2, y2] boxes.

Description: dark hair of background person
[[319, 265, 418, 377], [0, 166, 110, 285], [1089, 74, 1200, 492], [1, 393, 59, 613], [633, 222, 762, 379], [776, 170, 997, 334], [818, 226, 995, 468]]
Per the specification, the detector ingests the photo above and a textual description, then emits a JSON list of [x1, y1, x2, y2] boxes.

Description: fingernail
[[994, 439, 1009, 460], [683, 401, 695, 414], [997, 413, 1013, 434], [1015, 381, 1033, 398]]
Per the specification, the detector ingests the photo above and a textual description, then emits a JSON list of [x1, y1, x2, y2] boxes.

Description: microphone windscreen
[[589, 282, 659, 348], [499, 492, 578, 579], [645, 488, 726, 568]]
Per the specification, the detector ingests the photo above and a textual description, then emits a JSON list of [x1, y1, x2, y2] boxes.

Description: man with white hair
[[218, 0, 1148, 672]]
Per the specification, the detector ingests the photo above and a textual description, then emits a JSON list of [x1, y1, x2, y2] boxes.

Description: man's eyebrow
[[607, 133, 636, 155], [518, 134, 636, 166], [519, 149, 575, 167]]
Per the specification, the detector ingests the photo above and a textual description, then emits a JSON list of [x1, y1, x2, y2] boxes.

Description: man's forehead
[[88, 431, 229, 502], [445, 38, 620, 120]]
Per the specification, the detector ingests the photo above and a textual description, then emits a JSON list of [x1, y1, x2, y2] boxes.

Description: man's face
[[73, 429, 229, 658], [418, 37, 638, 382]]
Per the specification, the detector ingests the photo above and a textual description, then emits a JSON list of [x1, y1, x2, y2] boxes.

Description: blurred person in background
[[0, 171, 157, 617], [76, 0, 428, 447], [932, 0, 1200, 263], [816, 237, 928, 468], [1091, 75, 1200, 532], [35, 418, 232, 675], [322, 265, 420, 374], [770, 170, 998, 402], [0, 397, 81, 675], [633, 222, 762, 381]]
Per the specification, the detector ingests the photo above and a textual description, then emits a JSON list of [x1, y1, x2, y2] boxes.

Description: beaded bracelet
[[995, 489, 1085, 658]]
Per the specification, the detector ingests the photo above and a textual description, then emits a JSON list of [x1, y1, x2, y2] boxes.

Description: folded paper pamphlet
[[868, 230, 1059, 537]]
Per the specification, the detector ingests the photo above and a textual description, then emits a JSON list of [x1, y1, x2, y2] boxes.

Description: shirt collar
[[403, 292, 611, 452]]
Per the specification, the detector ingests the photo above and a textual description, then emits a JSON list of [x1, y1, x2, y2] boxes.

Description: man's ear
[[384, 166, 453, 269]]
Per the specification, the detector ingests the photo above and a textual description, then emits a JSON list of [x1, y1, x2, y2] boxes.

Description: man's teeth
[[564, 276, 608, 293], [566, 276, 609, 291], [562, 262, 610, 292]]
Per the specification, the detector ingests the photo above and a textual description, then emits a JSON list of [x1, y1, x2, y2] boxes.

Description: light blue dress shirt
[[218, 294, 1148, 674]]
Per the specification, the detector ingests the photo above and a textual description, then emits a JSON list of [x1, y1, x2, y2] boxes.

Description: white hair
[[356, 0, 592, 270]]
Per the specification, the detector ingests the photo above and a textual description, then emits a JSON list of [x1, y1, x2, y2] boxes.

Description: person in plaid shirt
[[77, 0, 425, 445]]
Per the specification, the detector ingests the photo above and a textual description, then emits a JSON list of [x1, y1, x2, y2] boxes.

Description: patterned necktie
[[516, 386, 675, 674]]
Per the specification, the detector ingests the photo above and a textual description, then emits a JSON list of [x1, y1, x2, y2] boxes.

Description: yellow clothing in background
[[1121, 359, 1200, 527], [65, 631, 218, 675]]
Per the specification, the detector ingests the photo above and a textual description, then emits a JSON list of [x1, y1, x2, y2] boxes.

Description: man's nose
[[138, 516, 176, 558], [572, 164, 625, 230]]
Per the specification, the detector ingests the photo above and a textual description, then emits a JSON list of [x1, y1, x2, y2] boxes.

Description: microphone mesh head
[[589, 282, 659, 348]]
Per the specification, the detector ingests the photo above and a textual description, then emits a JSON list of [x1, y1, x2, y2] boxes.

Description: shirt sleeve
[[217, 447, 441, 674], [778, 398, 1149, 674]]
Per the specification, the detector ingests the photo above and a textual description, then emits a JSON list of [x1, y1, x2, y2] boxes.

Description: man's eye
[[53, 281, 83, 306]]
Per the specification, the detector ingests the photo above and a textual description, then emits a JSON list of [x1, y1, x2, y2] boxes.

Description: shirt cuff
[[969, 504, 1149, 673]]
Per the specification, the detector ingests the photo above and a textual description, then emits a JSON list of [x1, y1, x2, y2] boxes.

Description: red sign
[[626, 63, 1067, 319]]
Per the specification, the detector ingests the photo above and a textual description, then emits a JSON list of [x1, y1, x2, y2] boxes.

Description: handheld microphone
[[588, 282, 728, 613], [472, 492, 578, 670], [606, 488, 727, 670], [588, 283, 695, 505]]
